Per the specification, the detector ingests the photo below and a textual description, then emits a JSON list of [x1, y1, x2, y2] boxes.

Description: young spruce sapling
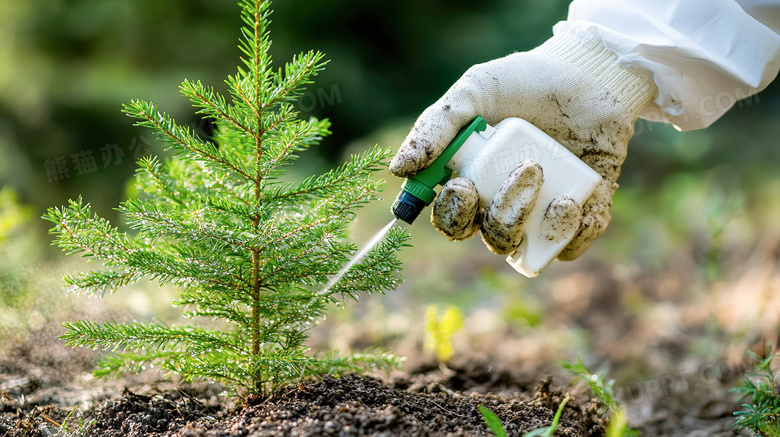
[[44, 0, 409, 396]]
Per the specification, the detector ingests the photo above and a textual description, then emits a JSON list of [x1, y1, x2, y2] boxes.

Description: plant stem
[[251, 151, 262, 393], [251, 134, 262, 394], [250, 0, 264, 394], [250, 246, 261, 392]]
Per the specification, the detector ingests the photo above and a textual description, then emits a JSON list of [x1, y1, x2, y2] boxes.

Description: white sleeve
[[553, 0, 780, 131]]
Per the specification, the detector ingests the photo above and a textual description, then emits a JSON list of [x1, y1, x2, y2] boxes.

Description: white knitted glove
[[389, 34, 655, 259]]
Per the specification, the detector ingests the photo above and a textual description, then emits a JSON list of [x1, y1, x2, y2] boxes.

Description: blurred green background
[[2, 0, 780, 391], [1, 0, 778, 220], [0, 0, 575, 219]]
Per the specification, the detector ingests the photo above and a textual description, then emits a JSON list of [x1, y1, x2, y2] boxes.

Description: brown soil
[[0, 330, 606, 436], [149, 374, 601, 437], [0, 325, 752, 437]]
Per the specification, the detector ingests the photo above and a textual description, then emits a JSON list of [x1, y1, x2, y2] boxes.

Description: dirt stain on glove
[[431, 177, 481, 241], [389, 111, 459, 178], [541, 195, 582, 243]]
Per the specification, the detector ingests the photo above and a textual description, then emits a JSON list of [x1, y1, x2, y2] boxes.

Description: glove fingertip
[[480, 226, 517, 256], [389, 141, 425, 177], [541, 195, 582, 244], [557, 240, 590, 261], [480, 160, 544, 255], [391, 98, 481, 177], [557, 198, 611, 261], [431, 177, 481, 241]]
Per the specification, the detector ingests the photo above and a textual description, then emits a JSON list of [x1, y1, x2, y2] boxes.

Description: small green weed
[[56, 406, 95, 437], [562, 358, 638, 437], [523, 395, 570, 437], [478, 405, 507, 437], [0, 187, 31, 243], [478, 395, 570, 437], [423, 305, 463, 362], [731, 349, 780, 435]]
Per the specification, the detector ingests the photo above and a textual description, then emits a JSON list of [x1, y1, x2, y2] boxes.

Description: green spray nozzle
[[392, 116, 488, 224]]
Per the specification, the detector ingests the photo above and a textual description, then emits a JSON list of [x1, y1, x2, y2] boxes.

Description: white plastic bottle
[[446, 117, 601, 277]]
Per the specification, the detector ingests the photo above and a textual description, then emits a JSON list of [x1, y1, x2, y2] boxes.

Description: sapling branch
[[181, 79, 256, 137], [124, 100, 254, 181]]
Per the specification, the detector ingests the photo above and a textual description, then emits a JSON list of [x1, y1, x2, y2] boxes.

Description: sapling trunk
[[251, 245, 262, 391], [44, 0, 409, 396]]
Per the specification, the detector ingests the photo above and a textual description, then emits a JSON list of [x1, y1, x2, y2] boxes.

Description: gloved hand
[[389, 33, 656, 260]]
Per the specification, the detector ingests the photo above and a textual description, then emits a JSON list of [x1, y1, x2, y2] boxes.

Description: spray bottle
[[391, 116, 602, 278]]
